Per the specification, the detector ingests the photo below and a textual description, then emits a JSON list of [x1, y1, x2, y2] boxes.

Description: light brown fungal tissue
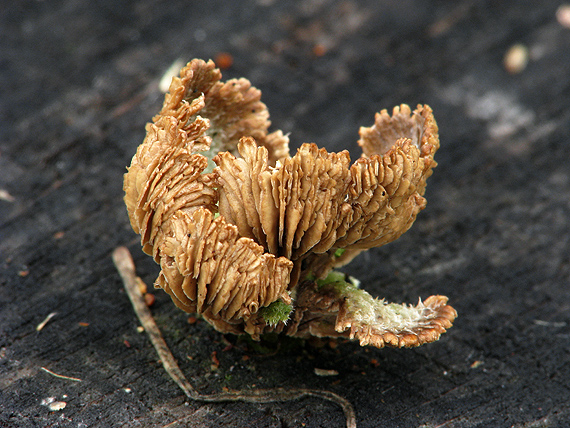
[[123, 59, 456, 348]]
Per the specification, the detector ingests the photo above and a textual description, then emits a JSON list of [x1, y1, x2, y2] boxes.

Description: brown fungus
[[124, 59, 456, 348]]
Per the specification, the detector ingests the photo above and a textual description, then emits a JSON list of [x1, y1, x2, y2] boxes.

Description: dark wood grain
[[2, 1, 569, 427]]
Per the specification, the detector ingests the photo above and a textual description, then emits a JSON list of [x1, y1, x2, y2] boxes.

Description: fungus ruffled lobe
[[123, 59, 456, 348]]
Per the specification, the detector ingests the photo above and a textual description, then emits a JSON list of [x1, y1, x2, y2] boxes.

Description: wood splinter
[[112, 246, 356, 428]]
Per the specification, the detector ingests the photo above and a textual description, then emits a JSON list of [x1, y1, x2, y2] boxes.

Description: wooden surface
[[2, 1, 570, 427]]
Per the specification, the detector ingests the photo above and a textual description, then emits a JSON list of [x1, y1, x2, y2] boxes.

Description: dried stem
[[40, 367, 82, 382], [112, 246, 356, 428]]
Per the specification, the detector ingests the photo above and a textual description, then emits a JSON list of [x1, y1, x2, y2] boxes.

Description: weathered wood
[[1, 1, 569, 427]]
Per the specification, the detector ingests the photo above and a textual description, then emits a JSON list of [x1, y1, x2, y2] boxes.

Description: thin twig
[[40, 367, 82, 382], [112, 246, 356, 428], [37, 312, 57, 332]]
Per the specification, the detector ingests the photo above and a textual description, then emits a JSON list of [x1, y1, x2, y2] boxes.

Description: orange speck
[[211, 351, 220, 370], [370, 358, 380, 368], [215, 52, 233, 70], [470, 360, 483, 369], [187, 316, 198, 324], [124, 340, 131, 348], [18, 270, 29, 277], [78, 322, 90, 327], [144, 293, 155, 307], [53, 231, 65, 240], [312, 44, 327, 57]]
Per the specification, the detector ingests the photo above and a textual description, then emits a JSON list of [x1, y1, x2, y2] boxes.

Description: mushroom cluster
[[123, 59, 456, 348]]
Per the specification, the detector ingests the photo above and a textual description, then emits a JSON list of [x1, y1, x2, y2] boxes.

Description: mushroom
[[123, 59, 456, 348]]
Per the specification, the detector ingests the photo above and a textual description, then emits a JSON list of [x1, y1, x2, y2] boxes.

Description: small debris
[[370, 358, 380, 368], [37, 312, 57, 332], [314, 368, 339, 377], [41, 397, 55, 406], [312, 44, 327, 57], [18, 270, 29, 277], [470, 360, 483, 369], [40, 367, 82, 382], [187, 316, 198, 324], [123, 388, 132, 393], [556, 4, 570, 28], [48, 401, 67, 411], [136, 326, 144, 333], [78, 322, 90, 327], [124, 340, 131, 348], [41, 396, 66, 411], [214, 52, 233, 70], [210, 351, 220, 370], [504, 44, 529, 74], [0, 189, 15, 202], [144, 293, 155, 307], [53, 231, 65, 240]]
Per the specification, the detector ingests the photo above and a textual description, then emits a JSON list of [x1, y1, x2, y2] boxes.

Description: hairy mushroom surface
[[123, 59, 456, 348]]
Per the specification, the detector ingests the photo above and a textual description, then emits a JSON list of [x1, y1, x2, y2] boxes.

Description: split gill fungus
[[123, 59, 456, 349]]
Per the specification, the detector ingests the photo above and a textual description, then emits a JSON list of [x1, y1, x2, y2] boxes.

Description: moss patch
[[259, 299, 293, 326]]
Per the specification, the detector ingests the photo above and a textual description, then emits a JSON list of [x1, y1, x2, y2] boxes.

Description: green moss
[[316, 270, 347, 288], [334, 248, 346, 258], [259, 299, 293, 326]]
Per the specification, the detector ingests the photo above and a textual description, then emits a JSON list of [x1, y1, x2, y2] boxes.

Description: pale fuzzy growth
[[331, 280, 453, 348], [261, 275, 457, 348], [123, 58, 456, 348]]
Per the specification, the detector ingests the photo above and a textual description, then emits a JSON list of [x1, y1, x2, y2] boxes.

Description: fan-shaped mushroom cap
[[123, 59, 456, 347]]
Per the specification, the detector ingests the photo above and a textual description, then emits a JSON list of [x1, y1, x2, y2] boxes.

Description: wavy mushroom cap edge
[[123, 59, 456, 348]]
